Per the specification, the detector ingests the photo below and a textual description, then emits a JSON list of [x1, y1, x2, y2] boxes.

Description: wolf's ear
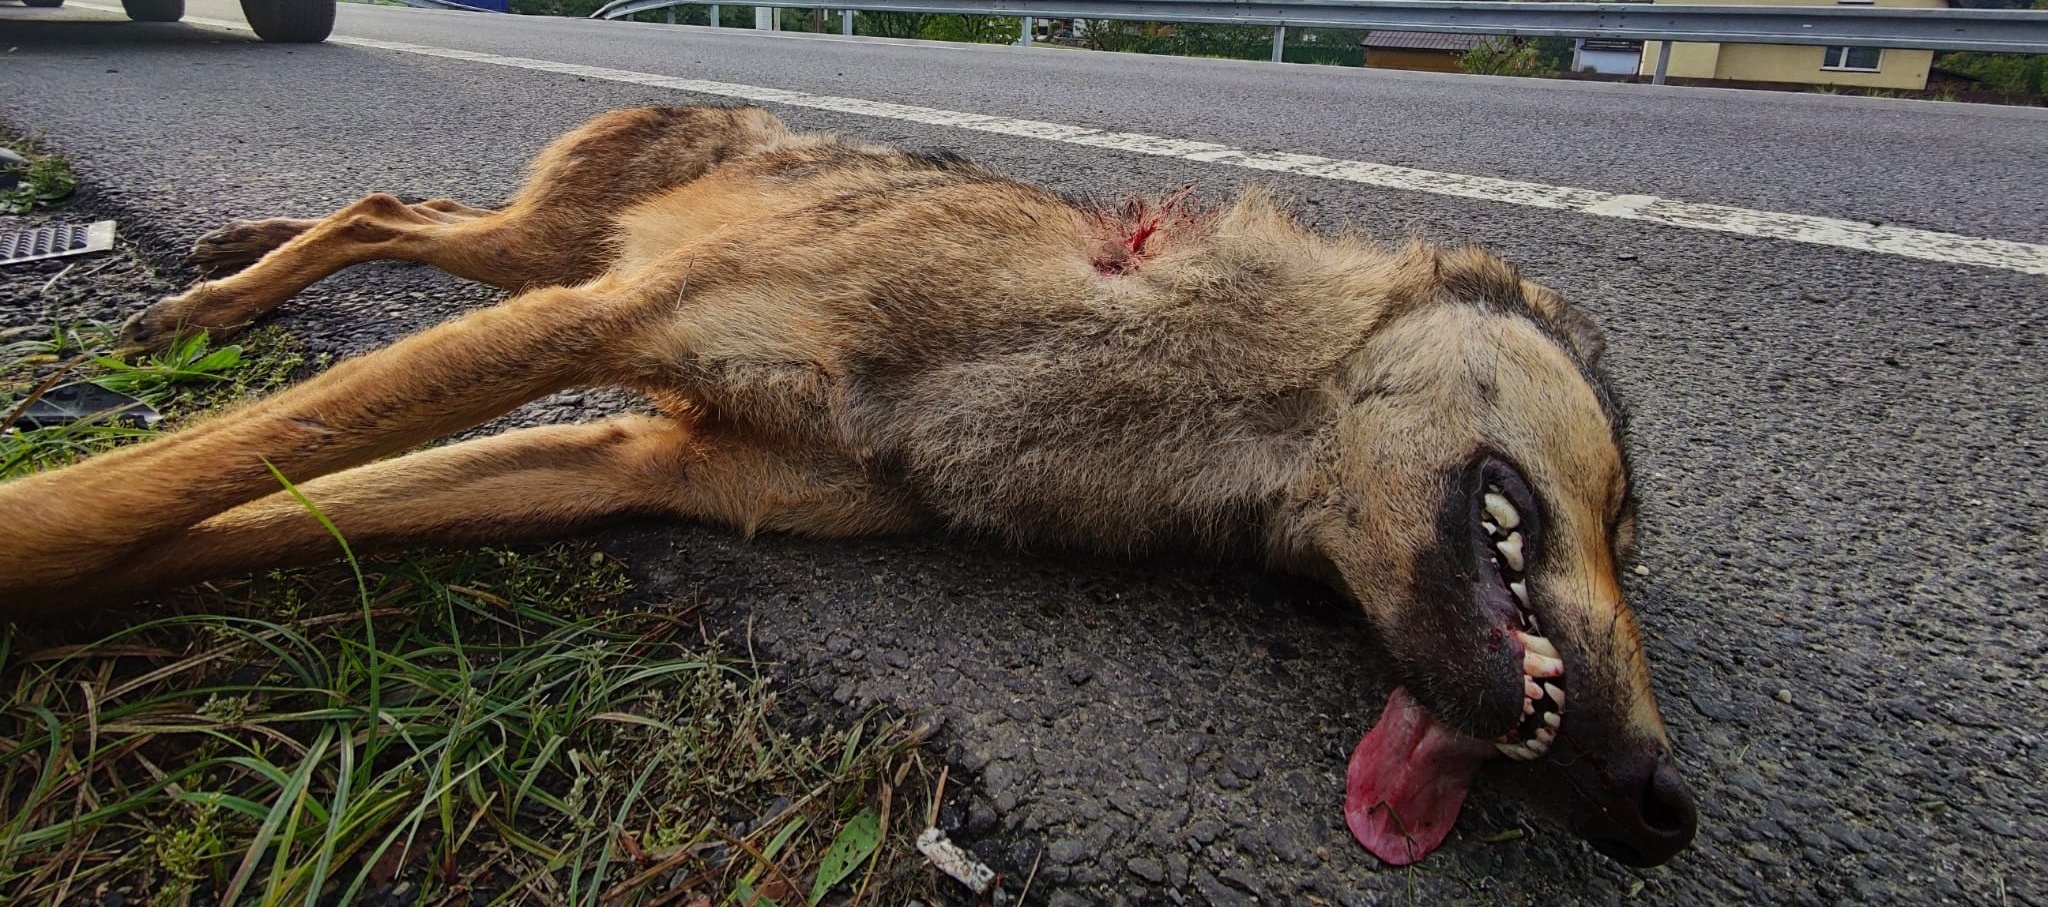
[[1550, 302, 1607, 366], [1521, 281, 1607, 366]]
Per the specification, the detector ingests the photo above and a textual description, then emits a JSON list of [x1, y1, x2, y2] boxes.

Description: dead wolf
[[0, 105, 1697, 868]]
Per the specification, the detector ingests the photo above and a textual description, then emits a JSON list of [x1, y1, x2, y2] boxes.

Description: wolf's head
[[1278, 247, 1697, 868]]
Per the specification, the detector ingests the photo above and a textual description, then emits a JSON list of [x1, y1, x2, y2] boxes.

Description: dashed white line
[[73, 3, 2048, 276]]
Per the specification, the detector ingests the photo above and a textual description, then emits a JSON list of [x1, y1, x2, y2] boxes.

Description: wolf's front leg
[[0, 282, 646, 612]]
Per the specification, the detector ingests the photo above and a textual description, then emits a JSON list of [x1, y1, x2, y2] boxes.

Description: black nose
[[1573, 751, 1699, 867], [1638, 755, 1697, 839]]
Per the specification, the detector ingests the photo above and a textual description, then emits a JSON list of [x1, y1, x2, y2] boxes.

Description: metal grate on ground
[[0, 221, 117, 266]]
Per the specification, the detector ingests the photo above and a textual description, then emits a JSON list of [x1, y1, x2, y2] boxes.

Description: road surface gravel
[[2, 6, 2044, 904]]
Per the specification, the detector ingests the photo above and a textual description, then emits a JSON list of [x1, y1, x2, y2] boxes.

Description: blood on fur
[[1090, 184, 1205, 276]]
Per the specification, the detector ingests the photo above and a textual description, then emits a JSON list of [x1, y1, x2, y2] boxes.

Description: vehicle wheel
[[121, 0, 183, 20], [23, 0, 67, 8], [240, 0, 335, 43]]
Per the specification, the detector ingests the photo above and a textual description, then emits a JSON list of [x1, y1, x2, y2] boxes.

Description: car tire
[[120, 0, 183, 20], [240, 0, 336, 43], [23, 0, 66, 8]]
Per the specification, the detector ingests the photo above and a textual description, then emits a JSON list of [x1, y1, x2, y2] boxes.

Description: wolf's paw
[[189, 217, 309, 277], [119, 290, 247, 352]]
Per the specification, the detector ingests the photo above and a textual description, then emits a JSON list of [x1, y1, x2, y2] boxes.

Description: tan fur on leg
[[0, 282, 652, 604]]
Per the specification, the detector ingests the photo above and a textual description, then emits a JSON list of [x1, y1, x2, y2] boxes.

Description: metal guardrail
[[591, 0, 2048, 55], [390, 0, 507, 11]]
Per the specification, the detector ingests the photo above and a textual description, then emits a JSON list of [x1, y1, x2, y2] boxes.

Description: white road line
[[76, 4, 2048, 276]]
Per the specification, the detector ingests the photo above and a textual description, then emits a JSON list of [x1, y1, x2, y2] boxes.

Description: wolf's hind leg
[[188, 216, 319, 277], [188, 200, 496, 277], [35, 415, 926, 609], [124, 192, 578, 349], [67, 415, 704, 605], [413, 198, 497, 221], [130, 106, 794, 349]]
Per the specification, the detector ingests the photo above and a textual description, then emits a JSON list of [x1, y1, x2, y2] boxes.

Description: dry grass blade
[[0, 353, 83, 436]]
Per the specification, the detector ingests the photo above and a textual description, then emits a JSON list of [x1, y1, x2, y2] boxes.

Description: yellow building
[[1637, 0, 1948, 90]]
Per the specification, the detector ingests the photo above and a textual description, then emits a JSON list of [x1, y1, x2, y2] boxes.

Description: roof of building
[[1360, 31, 1490, 51]]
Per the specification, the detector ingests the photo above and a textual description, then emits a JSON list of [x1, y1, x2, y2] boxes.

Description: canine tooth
[[1519, 632, 1559, 659], [1510, 581, 1529, 607], [1543, 682, 1566, 709], [1497, 532, 1525, 572], [1522, 649, 1565, 680], [1484, 492, 1521, 530], [1496, 741, 1539, 761], [1542, 711, 1561, 729], [1525, 678, 1545, 701]]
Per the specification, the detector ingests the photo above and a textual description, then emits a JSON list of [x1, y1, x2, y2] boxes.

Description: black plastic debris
[[9, 383, 160, 431], [0, 148, 26, 191]]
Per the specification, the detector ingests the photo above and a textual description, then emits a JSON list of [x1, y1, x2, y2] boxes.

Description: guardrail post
[[664, 5, 674, 23], [755, 5, 775, 29], [1271, 24, 1285, 62], [1018, 15, 1033, 45], [1651, 40, 1670, 85], [843, 9, 853, 33], [708, 4, 719, 25]]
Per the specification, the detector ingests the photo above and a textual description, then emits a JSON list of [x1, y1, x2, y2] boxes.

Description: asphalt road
[[3, 3, 2045, 904]]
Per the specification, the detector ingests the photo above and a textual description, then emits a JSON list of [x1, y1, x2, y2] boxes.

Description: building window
[[1823, 46, 1883, 71]]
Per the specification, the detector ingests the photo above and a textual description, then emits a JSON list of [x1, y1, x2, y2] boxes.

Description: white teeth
[[1482, 519, 1500, 536], [1505, 622, 1566, 754], [1522, 648, 1565, 680], [1497, 611, 1565, 760], [1497, 532, 1525, 573], [1509, 581, 1528, 607], [1484, 492, 1521, 531], [1495, 741, 1540, 762]]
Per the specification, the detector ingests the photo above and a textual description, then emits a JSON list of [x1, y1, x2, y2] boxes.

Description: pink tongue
[[1345, 686, 1497, 866]]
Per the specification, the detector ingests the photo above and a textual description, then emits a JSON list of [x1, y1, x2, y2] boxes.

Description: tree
[[923, 14, 1022, 44], [1080, 20, 1156, 54], [1459, 37, 1553, 77], [859, 11, 935, 38], [1935, 52, 2048, 96]]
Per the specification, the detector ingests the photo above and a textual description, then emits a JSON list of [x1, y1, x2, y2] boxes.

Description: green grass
[[0, 321, 316, 475], [1, 323, 938, 905], [0, 134, 77, 215], [2, 547, 935, 906]]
